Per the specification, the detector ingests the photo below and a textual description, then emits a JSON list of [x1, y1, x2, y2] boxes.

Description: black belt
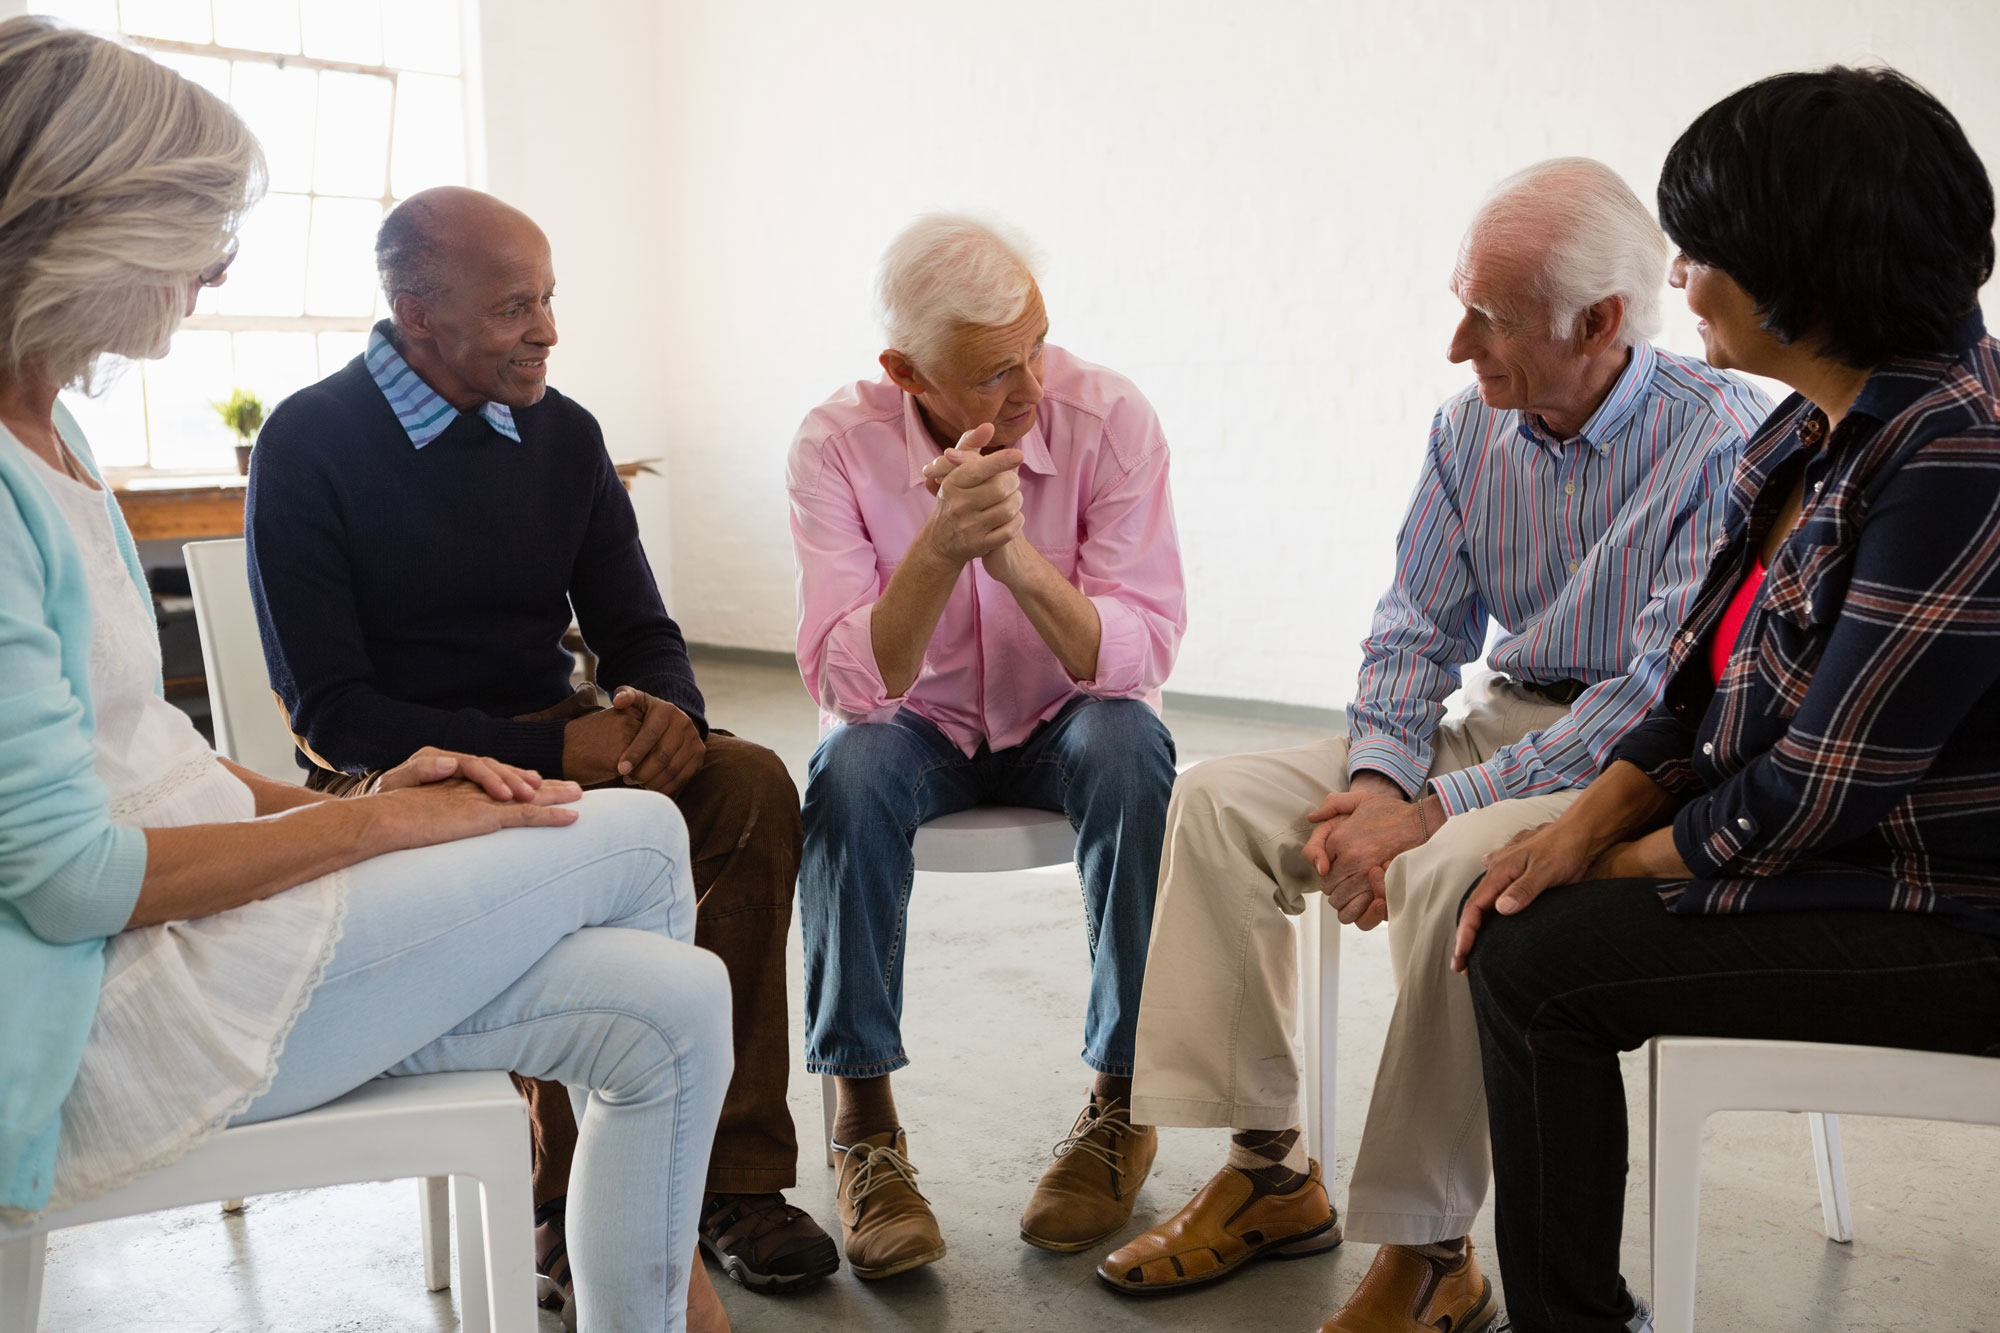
[[1513, 677, 1588, 705]]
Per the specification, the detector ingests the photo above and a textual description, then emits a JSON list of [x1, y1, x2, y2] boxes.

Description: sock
[[832, 1074, 898, 1147], [1413, 1236, 1467, 1262], [1227, 1125, 1309, 1195], [1091, 1072, 1133, 1109]]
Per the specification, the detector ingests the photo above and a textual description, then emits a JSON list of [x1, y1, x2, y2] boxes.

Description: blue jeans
[[800, 696, 1176, 1079], [234, 788, 732, 1333]]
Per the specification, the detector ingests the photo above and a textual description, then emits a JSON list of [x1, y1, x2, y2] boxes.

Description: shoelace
[[1051, 1099, 1132, 1170], [842, 1142, 929, 1210]]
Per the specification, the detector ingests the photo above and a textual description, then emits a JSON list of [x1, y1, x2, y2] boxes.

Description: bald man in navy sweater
[[247, 188, 836, 1323]]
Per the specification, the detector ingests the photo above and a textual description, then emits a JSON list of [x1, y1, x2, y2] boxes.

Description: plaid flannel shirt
[[1612, 313, 2000, 934]]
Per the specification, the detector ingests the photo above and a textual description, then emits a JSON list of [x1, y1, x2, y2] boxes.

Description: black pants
[[1464, 878, 2000, 1333]]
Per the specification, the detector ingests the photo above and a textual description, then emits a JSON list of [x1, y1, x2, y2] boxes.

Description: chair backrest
[[911, 806, 1077, 874], [183, 538, 301, 782]]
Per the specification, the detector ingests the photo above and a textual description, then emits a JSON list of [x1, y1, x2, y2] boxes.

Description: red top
[[1709, 557, 1767, 684]]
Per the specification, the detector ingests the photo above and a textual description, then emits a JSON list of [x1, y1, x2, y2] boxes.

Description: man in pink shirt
[[788, 214, 1186, 1279]]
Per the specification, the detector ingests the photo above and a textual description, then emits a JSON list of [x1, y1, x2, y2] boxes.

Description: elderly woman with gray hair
[[0, 18, 730, 1332]]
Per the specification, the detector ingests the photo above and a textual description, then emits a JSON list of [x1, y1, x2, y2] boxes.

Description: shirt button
[[1804, 600, 1813, 617], [1568, 560, 1578, 573], [1564, 482, 1576, 496], [1702, 742, 1714, 756], [1737, 817, 1753, 832], [1813, 481, 1824, 493]]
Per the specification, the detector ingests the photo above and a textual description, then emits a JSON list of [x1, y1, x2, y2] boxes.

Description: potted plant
[[213, 387, 265, 476]]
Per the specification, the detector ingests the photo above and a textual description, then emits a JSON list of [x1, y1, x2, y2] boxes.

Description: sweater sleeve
[[246, 399, 569, 774], [564, 416, 707, 735], [0, 475, 146, 945]]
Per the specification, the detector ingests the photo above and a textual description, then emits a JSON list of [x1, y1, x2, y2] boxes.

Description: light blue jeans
[[233, 788, 732, 1333]]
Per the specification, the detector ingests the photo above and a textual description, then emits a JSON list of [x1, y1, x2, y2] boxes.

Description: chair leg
[[0, 1233, 47, 1333], [220, 1198, 246, 1213], [1298, 895, 1341, 1172], [1648, 1045, 1707, 1333], [419, 1176, 452, 1291], [454, 1175, 492, 1333], [1808, 1113, 1853, 1243], [821, 1072, 838, 1169], [473, 1168, 539, 1333]]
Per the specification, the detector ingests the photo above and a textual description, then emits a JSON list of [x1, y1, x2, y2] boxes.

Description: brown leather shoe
[[1021, 1095, 1159, 1252], [1317, 1240, 1498, 1332], [834, 1130, 947, 1280], [1096, 1159, 1341, 1294]]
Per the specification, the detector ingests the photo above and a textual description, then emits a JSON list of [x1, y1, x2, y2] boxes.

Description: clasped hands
[[917, 421, 1038, 585], [1302, 774, 1437, 931]]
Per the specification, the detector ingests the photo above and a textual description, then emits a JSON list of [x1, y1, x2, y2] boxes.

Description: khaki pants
[[1130, 675, 1578, 1244]]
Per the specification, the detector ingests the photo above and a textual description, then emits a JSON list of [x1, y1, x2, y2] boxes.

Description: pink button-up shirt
[[788, 345, 1187, 755]]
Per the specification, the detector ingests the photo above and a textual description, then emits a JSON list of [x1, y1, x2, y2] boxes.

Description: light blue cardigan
[[0, 405, 152, 1214]]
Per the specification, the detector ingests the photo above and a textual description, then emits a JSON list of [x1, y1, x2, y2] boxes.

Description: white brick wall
[[531, 1, 2000, 708]]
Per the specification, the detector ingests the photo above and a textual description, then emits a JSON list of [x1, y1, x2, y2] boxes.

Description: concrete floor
[[32, 652, 2000, 1331]]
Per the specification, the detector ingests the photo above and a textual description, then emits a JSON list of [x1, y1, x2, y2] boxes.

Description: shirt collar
[[1845, 306, 1988, 427], [1515, 339, 1658, 457], [899, 389, 1056, 488], [365, 320, 522, 448]]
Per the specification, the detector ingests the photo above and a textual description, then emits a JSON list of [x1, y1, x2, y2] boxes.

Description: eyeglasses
[[197, 239, 239, 289]]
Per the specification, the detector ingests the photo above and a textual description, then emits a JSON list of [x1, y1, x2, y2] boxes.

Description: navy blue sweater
[[245, 357, 704, 778]]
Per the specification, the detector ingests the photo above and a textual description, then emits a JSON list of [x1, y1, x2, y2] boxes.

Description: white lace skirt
[[44, 754, 348, 1212]]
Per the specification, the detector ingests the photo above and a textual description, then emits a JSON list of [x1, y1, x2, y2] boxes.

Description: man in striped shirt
[[1102, 160, 1770, 1329]]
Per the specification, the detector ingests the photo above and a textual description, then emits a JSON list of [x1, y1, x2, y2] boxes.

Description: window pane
[[35, 0, 120, 32], [390, 74, 465, 196], [382, 0, 460, 75], [213, 0, 300, 54], [147, 50, 230, 102], [232, 332, 320, 413], [314, 71, 393, 198], [305, 197, 384, 316], [60, 372, 149, 470], [218, 191, 310, 317], [119, 0, 209, 42], [300, 0, 381, 65], [230, 62, 318, 195], [318, 330, 370, 377], [142, 331, 236, 471]]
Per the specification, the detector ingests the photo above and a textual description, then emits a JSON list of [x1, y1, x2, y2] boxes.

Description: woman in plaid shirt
[[1450, 68, 2000, 1333]]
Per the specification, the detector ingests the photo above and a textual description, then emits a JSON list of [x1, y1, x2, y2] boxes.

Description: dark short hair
[[375, 196, 445, 310], [1658, 66, 1995, 367]]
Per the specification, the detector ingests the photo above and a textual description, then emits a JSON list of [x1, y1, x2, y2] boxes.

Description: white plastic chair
[[0, 1071, 535, 1333], [180, 538, 472, 1272], [1295, 894, 1341, 1177], [1647, 1036, 2000, 1333], [183, 537, 303, 782]]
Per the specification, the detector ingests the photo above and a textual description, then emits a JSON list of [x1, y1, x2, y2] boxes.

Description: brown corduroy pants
[[512, 730, 804, 1202]]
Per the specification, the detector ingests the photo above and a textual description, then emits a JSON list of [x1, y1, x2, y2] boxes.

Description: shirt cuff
[[1428, 764, 1507, 818], [818, 604, 902, 724], [28, 823, 147, 945], [1344, 735, 1427, 799], [1070, 594, 1147, 697]]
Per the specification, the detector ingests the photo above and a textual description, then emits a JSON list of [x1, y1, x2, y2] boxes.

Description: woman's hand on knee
[[1452, 821, 1589, 972], [362, 775, 584, 855], [376, 747, 548, 804]]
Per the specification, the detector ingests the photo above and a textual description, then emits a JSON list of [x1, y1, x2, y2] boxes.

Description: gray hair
[[376, 195, 445, 308], [0, 16, 263, 390], [877, 213, 1042, 374], [1467, 157, 1668, 347]]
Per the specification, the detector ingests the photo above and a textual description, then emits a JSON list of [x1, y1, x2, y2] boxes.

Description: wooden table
[[112, 460, 659, 543]]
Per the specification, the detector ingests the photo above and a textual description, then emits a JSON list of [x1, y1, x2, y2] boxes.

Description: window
[[40, 0, 480, 472]]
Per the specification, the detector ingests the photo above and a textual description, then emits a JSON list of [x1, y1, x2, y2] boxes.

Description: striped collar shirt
[[364, 320, 521, 447], [1348, 341, 1773, 816]]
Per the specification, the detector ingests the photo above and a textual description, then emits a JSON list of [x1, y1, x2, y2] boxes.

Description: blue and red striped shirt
[[1347, 340, 1771, 815]]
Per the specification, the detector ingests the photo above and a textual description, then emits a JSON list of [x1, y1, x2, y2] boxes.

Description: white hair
[[1467, 157, 1668, 347], [0, 16, 263, 390], [877, 213, 1043, 374]]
